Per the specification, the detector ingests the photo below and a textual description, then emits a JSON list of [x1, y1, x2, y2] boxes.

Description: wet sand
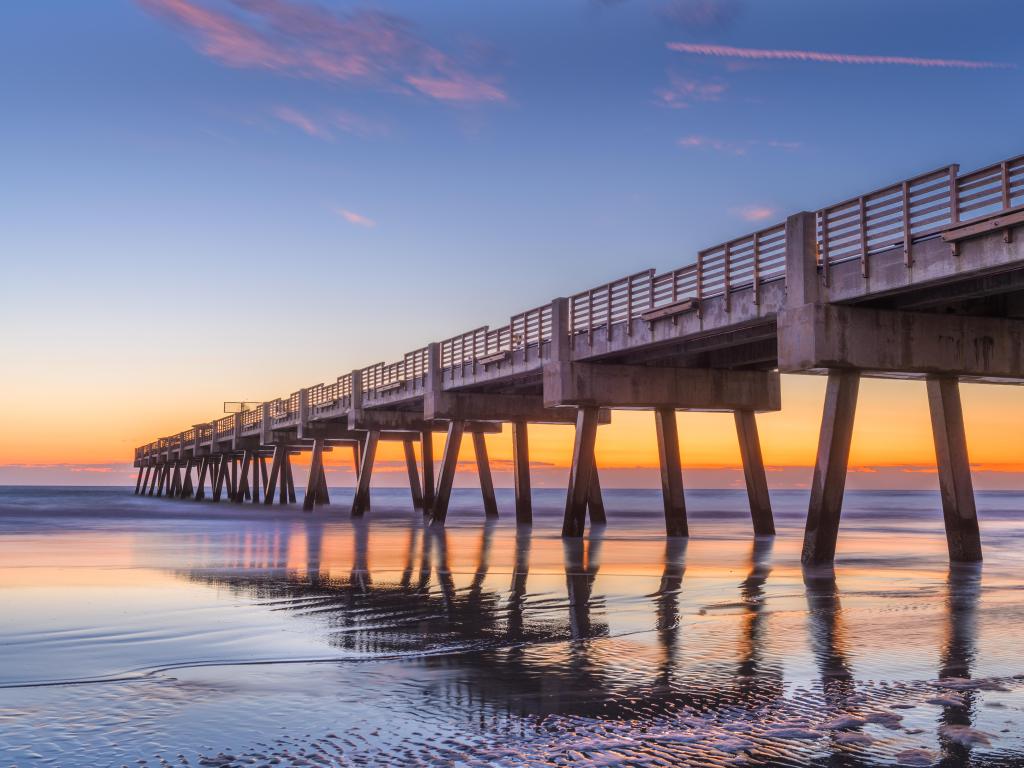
[[1, 486, 1023, 766]]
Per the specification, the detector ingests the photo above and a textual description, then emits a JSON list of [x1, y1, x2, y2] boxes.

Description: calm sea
[[1, 486, 1023, 767]]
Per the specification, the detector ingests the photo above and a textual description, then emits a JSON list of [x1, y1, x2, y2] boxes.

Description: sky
[[2, 0, 1024, 489]]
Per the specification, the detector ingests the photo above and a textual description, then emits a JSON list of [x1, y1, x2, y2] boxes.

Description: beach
[[1, 487, 1023, 766]]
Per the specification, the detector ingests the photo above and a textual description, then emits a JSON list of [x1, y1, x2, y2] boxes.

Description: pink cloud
[[273, 105, 329, 138], [732, 205, 776, 222], [667, 42, 1014, 70], [337, 208, 376, 228], [656, 73, 726, 109], [139, 0, 507, 103]]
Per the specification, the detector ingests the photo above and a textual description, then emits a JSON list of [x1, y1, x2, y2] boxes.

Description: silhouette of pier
[[135, 153, 1024, 564]]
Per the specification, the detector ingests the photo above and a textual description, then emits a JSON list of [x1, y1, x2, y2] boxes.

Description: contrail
[[667, 42, 1014, 70]]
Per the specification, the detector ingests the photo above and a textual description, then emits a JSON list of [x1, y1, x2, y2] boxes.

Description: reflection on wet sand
[[938, 562, 982, 767]]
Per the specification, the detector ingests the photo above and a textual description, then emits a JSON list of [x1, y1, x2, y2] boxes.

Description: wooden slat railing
[[817, 153, 1024, 275]]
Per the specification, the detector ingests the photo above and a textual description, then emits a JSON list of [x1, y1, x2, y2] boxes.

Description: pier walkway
[[135, 152, 1024, 564]]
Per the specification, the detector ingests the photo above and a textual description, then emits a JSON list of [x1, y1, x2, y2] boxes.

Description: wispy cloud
[[656, 73, 726, 109], [677, 134, 801, 155], [273, 106, 388, 140], [667, 42, 1014, 70], [273, 105, 329, 138], [139, 0, 507, 103], [337, 208, 376, 228], [731, 205, 776, 222]]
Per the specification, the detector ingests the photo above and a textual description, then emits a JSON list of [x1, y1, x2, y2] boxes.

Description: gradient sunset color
[[2, 1, 1023, 488]]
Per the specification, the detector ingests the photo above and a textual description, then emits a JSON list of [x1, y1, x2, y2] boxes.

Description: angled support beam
[[235, 451, 252, 503], [194, 458, 209, 501], [278, 453, 290, 504], [421, 430, 435, 511], [147, 464, 159, 495], [351, 440, 366, 510], [264, 445, 284, 506], [316, 452, 330, 506], [473, 432, 498, 518], [303, 439, 324, 512], [431, 421, 465, 525], [802, 370, 860, 565], [588, 465, 606, 524], [251, 451, 261, 504], [181, 459, 195, 499], [213, 457, 229, 501], [927, 377, 982, 562], [260, 455, 269, 491], [655, 408, 688, 537], [734, 410, 775, 536], [134, 466, 145, 495], [512, 421, 532, 525], [563, 406, 600, 537], [403, 439, 424, 509], [351, 431, 379, 517]]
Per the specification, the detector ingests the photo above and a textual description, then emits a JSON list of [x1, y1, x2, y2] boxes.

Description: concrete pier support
[[927, 377, 982, 562], [654, 408, 688, 537], [512, 421, 532, 525], [235, 452, 251, 503], [351, 431, 379, 517], [802, 370, 860, 565], [588, 467, 606, 524], [264, 446, 284, 506], [181, 458, 195, 499], [303, 439, 325, 512], [431, 421, 465, 525], [734, 410, 775, 536], [472, 432, 499, 518], [421, 430, 435, 511], [562, 406, 600, 537], [134, 467, 145, 494], [195, 458, 209, 501], [403, 439, 423, 509], [250, 452, 261, 504]]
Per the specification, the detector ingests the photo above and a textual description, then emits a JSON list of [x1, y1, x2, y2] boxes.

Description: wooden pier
[[135, 153, 1024, 564]]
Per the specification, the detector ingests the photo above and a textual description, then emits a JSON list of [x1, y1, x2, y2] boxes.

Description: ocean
[[1, 486, 1023, 767]]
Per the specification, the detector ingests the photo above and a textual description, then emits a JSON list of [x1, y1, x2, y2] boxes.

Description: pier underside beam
[[655, 408, 688, 537], [543, 362, 781, 411], [425, 391, 598, 424], [734, 410, 775, 536], [779, 303, 1024, 380], [927, 376, 982, 562], [802, 370, 860, 566]]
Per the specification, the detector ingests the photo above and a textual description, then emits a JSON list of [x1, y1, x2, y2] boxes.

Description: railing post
[[901, 180, 913, 267], [784, 211, 819, 307], [723, 241, 732, 312], [858, 196, 868, 278], [696, 250, 704, 318], [752, 231, 761, 305]]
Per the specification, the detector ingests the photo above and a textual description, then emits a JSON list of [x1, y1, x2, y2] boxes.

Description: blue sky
[[2, 0, 1023, 480]]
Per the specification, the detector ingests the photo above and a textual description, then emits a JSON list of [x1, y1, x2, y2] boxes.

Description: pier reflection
[[937, 562, 982, 768]]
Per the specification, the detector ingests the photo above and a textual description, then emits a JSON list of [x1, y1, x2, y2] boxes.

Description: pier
[[135, 153, 1024, 565]]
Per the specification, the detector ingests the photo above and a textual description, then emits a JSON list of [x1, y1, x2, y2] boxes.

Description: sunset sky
[[3, 0, 1024, 488]]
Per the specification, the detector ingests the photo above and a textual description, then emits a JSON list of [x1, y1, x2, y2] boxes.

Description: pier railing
[[137, 152, 1024, 460]]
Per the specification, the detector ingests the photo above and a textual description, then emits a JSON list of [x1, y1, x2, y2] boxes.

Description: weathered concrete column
[[512, 421, 532, 525], [284, 454, 297, 503], [134, 466, 145, 494], [588, 466, 606, 524], [432, 420, 465, 525], [563, 406, 600, 537], [250, 451, 261, 504], [351, 431, 379, 517], [234, 452, 251, 503], [927, 377, 982, 562], [303, 439, 324, 512], [802, 370, 860, 565], [263, 445, 284, 506], [194, 457, 209, 501], [403, 439, 424, 509], [421, 429, 436, 511], [472, 432, 499, 518], [654, 408, 688, 537], [734, 410, 775, 536]]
